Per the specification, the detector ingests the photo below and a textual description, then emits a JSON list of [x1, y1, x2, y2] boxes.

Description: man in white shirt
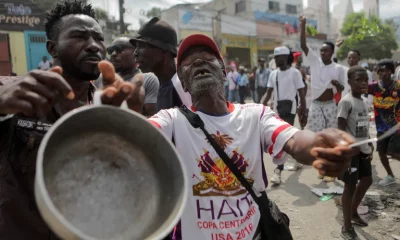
[[147, 33, 356, 240], [262, 46, 307, 183], [342, 53, 374, 110], [300, 16, 345, 182], [38, 56, 51, 70], [343, 51, 374, 95], [342, 50, 360, 95], [300, 16, 345, 132]]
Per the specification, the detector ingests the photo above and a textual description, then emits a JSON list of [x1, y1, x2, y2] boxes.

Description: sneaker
[[341, 227, 358, 240], [351, 215, 368, 227], [323, 176, 336, 182], [270, 169, 281, 185], [378, 175, 396, 186], [317, 174, 324, 179], [287, 161, 304, 171]]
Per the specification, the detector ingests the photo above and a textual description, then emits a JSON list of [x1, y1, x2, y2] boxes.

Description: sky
[[88, 0, 400, 30]]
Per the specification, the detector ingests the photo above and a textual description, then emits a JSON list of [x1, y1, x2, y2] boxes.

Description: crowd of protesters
[[0, 1, 399, 240]]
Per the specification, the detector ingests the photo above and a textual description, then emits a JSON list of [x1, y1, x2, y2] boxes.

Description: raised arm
[[300, 16, 309, 56]]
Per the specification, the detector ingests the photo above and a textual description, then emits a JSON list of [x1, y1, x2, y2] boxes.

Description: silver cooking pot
[[35, 91, 188, 240]]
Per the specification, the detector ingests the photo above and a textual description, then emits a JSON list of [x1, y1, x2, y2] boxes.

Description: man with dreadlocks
[[0, 1, 140, 239]]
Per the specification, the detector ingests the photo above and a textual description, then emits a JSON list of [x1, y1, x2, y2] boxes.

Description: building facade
[[162, 4, 261, 67], [0, 0, 48, 75], [364, 0, 379, 17], [331, 0, 354, 39], [162, 0, 323, 67], [303, 0, 330, 36]]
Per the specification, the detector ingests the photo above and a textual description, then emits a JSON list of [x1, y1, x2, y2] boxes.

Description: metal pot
[[35, 92, 188, 240]]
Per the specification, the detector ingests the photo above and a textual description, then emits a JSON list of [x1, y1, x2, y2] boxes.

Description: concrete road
[[262, 120, 400, 240]]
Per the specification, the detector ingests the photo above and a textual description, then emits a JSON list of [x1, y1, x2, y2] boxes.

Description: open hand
[[0, 67, 74, 117], [335, 39, 344, 47], [98, 61, 144, 112], [310, 128, 358, 177]]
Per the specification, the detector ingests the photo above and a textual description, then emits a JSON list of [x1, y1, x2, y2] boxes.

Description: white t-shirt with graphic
[[149, 103, 298, 240]]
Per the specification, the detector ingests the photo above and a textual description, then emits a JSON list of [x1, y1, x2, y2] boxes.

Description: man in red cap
[[147, 34, 357, 240]]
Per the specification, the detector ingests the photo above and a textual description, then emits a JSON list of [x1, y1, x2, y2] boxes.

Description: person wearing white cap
[[262, 46, 307, 184]]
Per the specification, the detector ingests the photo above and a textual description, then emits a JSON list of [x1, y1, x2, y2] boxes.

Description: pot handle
[[93, 90, 129, 109]]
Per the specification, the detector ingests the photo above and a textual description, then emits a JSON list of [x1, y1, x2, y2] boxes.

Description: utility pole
[[118, 0, 125, 34], [212, 8, 225, 50]]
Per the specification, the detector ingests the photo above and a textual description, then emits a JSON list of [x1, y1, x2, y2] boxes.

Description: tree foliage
[[337, 13, 398, 61], [31, 0, 57, 11], [94, 8, 109, 20], [32, 0, 88, 11], [146, 7, 162, 19]]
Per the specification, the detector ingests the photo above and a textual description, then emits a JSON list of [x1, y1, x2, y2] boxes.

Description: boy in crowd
[[369, 59, 400, 186], [338, 66, 373, 240]]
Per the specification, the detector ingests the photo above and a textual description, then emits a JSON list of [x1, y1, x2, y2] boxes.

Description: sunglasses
[[106, 45, 133, 55]]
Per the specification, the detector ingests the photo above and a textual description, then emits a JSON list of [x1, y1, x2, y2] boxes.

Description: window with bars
[[235, 1, 246, 13], [29, 35, 46, 43], [268, 1, 279, 12], [286, 4, 297, 14]]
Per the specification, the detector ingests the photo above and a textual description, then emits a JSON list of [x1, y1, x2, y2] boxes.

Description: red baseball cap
[[177, 34, 225, 72]]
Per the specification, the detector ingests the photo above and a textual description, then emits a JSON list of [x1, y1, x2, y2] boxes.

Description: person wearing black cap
[[95, 37, 160, 116], [368, 59, 400, 187], [130, 17, 192, 111], [147, 33, 357, 240]]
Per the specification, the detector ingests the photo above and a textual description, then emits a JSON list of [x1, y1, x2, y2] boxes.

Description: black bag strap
[[275, 72, 280, 101], [178, 108, 270, 207]]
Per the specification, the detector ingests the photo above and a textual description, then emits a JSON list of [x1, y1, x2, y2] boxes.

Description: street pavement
[[262, 117, 400, 240]]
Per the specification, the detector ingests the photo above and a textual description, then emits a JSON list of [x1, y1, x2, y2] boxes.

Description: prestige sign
[[0, 1, 45, 31]]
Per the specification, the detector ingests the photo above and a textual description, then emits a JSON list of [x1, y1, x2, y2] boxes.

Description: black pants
[[239, 86, 247, 104], [276, 113, 296, 170]]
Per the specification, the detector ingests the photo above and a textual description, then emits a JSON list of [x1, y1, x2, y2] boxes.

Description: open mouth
[[193, 68, 212, 78], [82, 56, 102, 64]]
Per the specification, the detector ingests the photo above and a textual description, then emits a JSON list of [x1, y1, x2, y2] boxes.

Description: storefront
[[257, 37, 279, 62], [0, 0, 47, 75], [221, 34, 257, 68]]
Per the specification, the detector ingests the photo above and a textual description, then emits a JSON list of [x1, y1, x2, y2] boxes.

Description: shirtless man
[[300, 16, 346, 182]]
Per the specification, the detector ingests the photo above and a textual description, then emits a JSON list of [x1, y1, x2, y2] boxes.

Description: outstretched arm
[[283, 129, 356, 177], [300, 16, 309, 56]]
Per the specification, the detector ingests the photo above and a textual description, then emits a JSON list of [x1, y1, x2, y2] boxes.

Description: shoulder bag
[[275, 72, 293, 117], [178, 108, 293, 240]]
